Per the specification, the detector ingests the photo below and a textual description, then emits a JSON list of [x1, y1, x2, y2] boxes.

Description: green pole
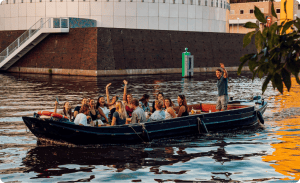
[[182, 47, 191, 77]]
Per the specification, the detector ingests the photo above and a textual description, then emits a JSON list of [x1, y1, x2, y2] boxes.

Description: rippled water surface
[[0, 72, 300, 182]]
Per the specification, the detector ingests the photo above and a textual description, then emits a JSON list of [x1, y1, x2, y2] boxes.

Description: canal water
[[0, 72, 299, 182]]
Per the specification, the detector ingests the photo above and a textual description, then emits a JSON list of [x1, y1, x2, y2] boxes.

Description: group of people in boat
[[52, 63, 228, 127], [53, 80, 189, 127]]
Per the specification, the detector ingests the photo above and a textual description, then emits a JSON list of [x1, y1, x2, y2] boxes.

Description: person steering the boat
[[74, 104, 90, 126], [216, 63, 228, 111]]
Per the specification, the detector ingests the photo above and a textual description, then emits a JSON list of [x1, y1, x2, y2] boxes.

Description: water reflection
[[262, 78, 300, 181]]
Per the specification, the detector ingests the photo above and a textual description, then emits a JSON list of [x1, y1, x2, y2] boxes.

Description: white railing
[[0, 17, 69, 64]]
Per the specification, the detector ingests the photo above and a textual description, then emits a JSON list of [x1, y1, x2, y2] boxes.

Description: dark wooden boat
[[22, 96, 267, 145]]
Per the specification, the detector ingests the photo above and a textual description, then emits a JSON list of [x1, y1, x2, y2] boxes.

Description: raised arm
[[54, 101, 58, 113], [220, 63, 228, 79], [106, 83, 111, 104], [123, 80, 128, 102]]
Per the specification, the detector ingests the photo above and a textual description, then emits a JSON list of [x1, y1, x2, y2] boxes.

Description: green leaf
[[255, 31, 264, 53], [243, 31, 256, 48], [249, 59, 258, 72], [262, 26, 269, 38], [274, 73, 283, 94], [254, 6, 267, 23], [282, 20, 294, 34], [244, 22, 259, 29], [262, 75, 272, 94], [271, 2, 277, 18], [238, 54, 256, 75], [281, 68, 291, 91]]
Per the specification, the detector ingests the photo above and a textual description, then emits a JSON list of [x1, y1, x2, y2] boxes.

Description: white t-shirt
[[74, 113, 87, 126], [99, 106, 110, 121]]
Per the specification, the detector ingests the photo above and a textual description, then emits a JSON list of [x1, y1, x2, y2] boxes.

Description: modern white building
[[0, 0, 230, 32]]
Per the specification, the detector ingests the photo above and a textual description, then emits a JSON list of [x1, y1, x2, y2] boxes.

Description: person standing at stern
[[216, 63, 228, 111]]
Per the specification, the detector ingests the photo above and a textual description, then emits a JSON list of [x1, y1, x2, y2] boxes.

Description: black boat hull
[[22, 100, 267, 145]]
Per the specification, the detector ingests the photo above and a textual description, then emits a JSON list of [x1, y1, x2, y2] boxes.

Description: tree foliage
[[239, 0, 300, 94]]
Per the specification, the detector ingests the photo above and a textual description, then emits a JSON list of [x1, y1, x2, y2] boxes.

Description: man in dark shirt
[[216, 63, 228, 111]]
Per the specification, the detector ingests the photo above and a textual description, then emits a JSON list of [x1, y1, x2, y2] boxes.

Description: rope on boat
[[197, 117, 208, 134], [141, 124, 151, 142], [130, 125, 146, 143]]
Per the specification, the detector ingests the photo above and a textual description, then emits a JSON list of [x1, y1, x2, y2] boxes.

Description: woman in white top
[[54, 101, 73, 120], [164, 98, 177, 119]]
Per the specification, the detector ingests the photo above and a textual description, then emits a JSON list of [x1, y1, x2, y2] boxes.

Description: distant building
[[228, 0, 298, 34], [0, 0, 230, 32]]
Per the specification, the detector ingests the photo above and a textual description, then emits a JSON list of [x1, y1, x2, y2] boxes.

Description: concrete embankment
[[0, 27, 255, 76]]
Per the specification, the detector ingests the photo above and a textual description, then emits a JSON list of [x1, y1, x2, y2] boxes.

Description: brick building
[[229, 0, 281, 34]]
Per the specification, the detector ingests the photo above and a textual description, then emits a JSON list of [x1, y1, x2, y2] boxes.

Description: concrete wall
[[0, 0, 230, 33], [0, 27, 256, 76]]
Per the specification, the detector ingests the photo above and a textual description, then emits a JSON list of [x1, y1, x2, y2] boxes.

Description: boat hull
[[22, 100, 267, 145]]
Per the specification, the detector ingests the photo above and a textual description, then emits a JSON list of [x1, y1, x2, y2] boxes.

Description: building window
[[173, 0, 175, 4], [211, 0, 213, 6], [130, 0, 133, 2], [224, 2, 226, 9], [182, 0, 184, 4], [21, 0, 23, 3], [240, 10, 244, 14], [119, 0, 121, 2], [190, 0, 192, 4], [6, 0, 8, 4], [163, 0, 165, 3], [198, 0, 200, 5], [260, 8, 264, 13], [30, 0, 32, 3], [152, 0, 154, 3], [60, 0, 63, 2], [141, 0, 144, 2], [13, 0, 15, 3], [216, 0, 218, 7], [220, 1, 222, 8], [276, 8, 280, 13], [249, 9, 254, 14], [205, 0, 207, 6]]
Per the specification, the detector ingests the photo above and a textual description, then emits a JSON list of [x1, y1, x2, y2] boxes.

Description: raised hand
[[55, 101, 58, 106], [106, 83, 112, 88], [220, 63, 225, 69], [123, 80, 128, 85]]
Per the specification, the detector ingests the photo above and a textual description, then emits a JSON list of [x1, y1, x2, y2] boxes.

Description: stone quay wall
[[0, 27, 255, 76]]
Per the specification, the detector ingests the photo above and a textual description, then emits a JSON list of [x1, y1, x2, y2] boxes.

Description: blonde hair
[[116, 101, 127, 120]]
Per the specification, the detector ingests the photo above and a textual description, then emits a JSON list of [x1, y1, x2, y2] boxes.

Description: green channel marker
[[182, 47, 191, 77]]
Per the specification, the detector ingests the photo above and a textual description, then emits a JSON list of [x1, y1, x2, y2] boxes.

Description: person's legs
[[216, 96, 222, 111], [221, 95, 228, 111]]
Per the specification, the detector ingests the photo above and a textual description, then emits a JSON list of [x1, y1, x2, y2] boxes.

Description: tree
[[238, 0, 300, 94]]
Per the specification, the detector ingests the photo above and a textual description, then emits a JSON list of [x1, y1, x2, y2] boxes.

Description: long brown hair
[[63, 102, 72, 118], [178, 95, 188, 109], [139, 94, 150, 106], [164, 98, 174, 107]]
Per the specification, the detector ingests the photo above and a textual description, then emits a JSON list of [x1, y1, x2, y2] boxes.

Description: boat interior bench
[[173, 103, 251, 113]]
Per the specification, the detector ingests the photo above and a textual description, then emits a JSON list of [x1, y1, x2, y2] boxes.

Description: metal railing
[[0, 17, 69, 64]]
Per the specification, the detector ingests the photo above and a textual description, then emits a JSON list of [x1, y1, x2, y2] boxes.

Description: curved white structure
[[0, 0, 230, 32]]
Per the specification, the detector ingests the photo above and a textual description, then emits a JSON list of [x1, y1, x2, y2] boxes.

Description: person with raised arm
[[123, 80, 134, 117], [177, 95, 189, 117], [215, 63, 228, 111], [54, 101, 73, 120]]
